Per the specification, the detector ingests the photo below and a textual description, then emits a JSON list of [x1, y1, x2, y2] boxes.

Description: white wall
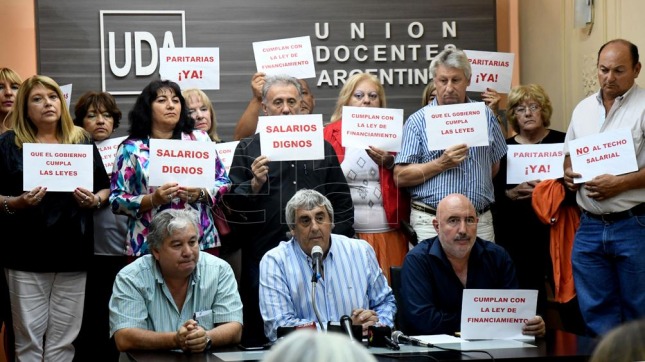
[[518, 0, 645, 132]]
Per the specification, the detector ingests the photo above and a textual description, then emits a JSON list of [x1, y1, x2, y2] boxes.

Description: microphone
[[311, 245, 323, 283], [391, 330, 433, 347], [340, 315, 356, 342], [383, 336, 401, 350]]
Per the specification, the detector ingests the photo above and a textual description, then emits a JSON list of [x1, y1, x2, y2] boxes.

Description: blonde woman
[[0, 67, 22, 133], [324, 72, 410, 283], [0, 75, 110, 361], [182, 88, 222, 142]]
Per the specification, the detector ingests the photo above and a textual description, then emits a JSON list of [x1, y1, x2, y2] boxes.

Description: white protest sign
[[23, 143, 93, 192], [506, 143, 565, 184], [95, 136, 127, 174], [159, 47, 220, 90], [258, 114, 324, 161], [464, 50, 515, 93], [253, 36, 316, 78], [148, 139, 216, 187], [214, 141, 239, 175], [341, 106, 403, 152], [568, 128, 637, 183], [425, 102, 489, 150], [60, 83, 72, 110], [461, 289, 538, 340]]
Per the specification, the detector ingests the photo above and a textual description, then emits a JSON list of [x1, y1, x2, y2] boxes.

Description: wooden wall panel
[[35, 0, 496, 140]]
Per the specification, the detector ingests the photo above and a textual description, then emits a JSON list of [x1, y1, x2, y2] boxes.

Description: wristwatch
[[205, 336, 212, 351]]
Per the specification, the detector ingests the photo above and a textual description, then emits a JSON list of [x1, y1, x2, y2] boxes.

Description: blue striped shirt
[[109, 252, 243, 337], [259, 234, 396, 341], [395, 99, 507, 211]]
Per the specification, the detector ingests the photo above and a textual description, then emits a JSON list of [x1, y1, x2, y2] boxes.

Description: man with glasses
[[563, 39, 645, 336], [394, 48, 507, 242], [399, 193, 545, 336], [227, 74, 354, 346]]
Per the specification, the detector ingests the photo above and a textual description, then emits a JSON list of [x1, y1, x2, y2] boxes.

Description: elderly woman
[[109, 80, 230, 257], [324, 72, 409, 283], [492, 83, 566, 316], [182, 88, 222, 142]]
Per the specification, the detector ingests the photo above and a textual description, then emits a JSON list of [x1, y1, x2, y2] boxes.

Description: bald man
[[563, 39, 645, 336], [399, 193, 545, 337]]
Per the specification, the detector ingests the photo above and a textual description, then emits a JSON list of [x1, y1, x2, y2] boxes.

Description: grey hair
[[147, 208, 200, 251], [285, 189, 334, 230], [261, 329, 377, 362], [429, 48, 472, 81], [262, 74, 303, 102]]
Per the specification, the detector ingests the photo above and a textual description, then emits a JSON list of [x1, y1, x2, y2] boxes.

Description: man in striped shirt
[[109, 209, 243, 352], [259, 189, 396, 342], [394, 48, 507, 242]]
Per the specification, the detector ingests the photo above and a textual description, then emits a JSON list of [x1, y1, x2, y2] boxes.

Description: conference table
[[120, 329, 597, 362]]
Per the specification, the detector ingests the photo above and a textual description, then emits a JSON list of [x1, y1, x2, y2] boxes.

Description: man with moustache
[[399, 193, 545, 337], [227, 74, 354, 346], [234, 72, 316, 140], [259, 189, 395, 342], [563, 39, 645, 336]]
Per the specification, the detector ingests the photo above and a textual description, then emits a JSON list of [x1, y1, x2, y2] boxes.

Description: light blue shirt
[[109, 252, 243, 337], [259, 234, 396, 341], [395, 99, 507, 211]]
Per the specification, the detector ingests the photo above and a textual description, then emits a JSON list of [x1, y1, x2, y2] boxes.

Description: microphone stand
[[311, 275, 325, 331]]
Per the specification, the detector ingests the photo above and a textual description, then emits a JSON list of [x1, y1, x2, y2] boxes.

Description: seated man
[[400, 193, 545, 337], [109, 209, 243, 352], [259, 189, 396, 342]]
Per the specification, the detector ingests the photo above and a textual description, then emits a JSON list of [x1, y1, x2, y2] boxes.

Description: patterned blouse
[[109, 130, 230, 256]]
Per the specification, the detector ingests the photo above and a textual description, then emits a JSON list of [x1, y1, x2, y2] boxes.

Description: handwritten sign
[[23, 143, 93, 192], [159, 47, 220, 90], [149, 139, 217, 187], [258, 114, 324, 161], [425, 102, 489, 150], [464, 50, 515, 93], [60, 83, 72, 110], [95, 136, 127, 174], [214, 141, 239, 175], [253, 36, 316, 78], [461, 289, 538, 340], [506, 143, 565, 183], [341, 106, 403, 152], [568, 128, 637, 183]]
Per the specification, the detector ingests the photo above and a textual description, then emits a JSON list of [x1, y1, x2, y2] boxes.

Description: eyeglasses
[[445, 217, 477, 227], [353, 91, 379, 101], [514, 104, 541, 115]]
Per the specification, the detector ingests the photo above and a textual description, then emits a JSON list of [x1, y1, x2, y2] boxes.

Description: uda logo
[[99, 10, 186, 95]]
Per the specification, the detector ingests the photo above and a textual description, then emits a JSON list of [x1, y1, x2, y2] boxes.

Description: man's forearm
[[114, 328, 179, 352], [209, 322, 243, 347], [393, 161, 444, 188], [234, 98, 262, 140]]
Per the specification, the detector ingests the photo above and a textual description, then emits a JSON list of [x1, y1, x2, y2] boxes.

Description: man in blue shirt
[[109, 209, 243, 352], [259, 189, 395, 342], [400, 193, 545, 336], [394, 48, 507, 242]]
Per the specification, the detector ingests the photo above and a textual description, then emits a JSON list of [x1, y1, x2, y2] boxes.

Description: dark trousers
[[240, 258, 268, 346], [73, 255, 128, 362]]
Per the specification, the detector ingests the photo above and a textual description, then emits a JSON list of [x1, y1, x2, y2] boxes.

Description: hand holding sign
[[437, 143, 469, 170]]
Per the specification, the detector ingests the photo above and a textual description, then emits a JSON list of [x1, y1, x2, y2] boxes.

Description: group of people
[[0, 37, 643, 361]]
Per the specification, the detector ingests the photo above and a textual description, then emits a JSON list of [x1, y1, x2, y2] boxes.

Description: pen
[[303, 163, 307, 175]]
